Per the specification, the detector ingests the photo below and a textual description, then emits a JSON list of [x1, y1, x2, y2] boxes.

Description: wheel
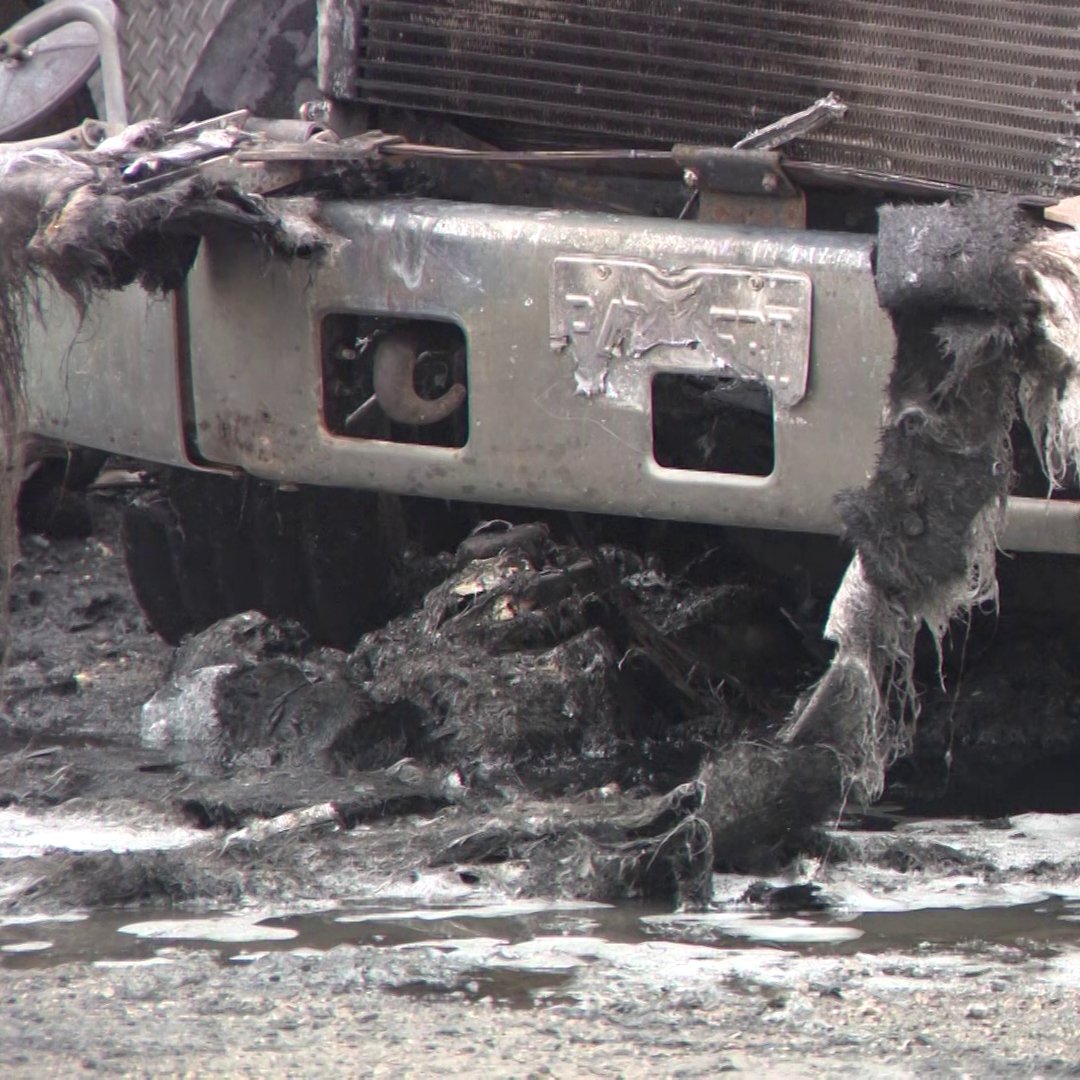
[[121, 468, 394, 647]]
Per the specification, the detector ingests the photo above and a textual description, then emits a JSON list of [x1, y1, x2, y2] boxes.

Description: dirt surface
[[3, 485, 1080, 1076], [3, 487, 169, 742], [3, 941, 1080, 1079]]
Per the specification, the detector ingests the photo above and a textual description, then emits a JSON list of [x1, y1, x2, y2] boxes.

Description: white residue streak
[[336, 899, 609, 924], [0, 911, 88, 928], [884, 813, 1080, 875], [642, 911, 864, 945], [1, 940, 52, 953], [821, 878, 1058, 912], [0, 805, 204, 859], [117, 917, 298, 943], [399, 934, 773, 980]]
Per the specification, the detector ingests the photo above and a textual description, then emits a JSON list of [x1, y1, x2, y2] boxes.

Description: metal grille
[[352, 0, 1080, 196]]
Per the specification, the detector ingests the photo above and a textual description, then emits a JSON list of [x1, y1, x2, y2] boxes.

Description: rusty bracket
[[234, 130, 403, 163], [672, 146, 806, 229]]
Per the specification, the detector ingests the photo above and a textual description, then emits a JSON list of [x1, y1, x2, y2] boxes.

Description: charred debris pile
[[4, 121, 1080, 907]]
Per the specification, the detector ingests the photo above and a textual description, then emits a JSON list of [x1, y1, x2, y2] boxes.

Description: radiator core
[[349, 1, 1080, 196]]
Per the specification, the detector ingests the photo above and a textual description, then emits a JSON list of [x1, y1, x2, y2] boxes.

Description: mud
[[3, 480, 1080, 878], [3, 884, 1080, 1077], [4, 481, 1080, 1073]]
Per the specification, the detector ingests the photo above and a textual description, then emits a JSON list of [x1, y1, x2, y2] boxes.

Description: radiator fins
[[350, 0, 1080, 196]]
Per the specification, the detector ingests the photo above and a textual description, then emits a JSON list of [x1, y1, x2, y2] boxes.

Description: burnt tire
[[121, 470, 394, 648], [120, 494, 197, 646]]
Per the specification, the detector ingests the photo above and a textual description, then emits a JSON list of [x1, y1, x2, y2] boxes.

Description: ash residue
[[3, 479, 1080, 917], [122, 511, 823, 907], [135, 510, 814, 795], [0, 491, 836, 913]]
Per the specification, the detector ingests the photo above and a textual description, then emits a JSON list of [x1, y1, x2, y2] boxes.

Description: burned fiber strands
[[0, 129, 329, 635], [784, 196, 1080, 802]]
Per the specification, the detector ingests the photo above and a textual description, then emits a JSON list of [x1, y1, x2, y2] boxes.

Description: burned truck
[[7, 0, 1080, 828]]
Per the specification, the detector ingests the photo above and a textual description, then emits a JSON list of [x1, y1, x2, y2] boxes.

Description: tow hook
[[372, 328, 467, 426]]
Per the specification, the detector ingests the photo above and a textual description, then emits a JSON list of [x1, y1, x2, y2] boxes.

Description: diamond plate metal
[[117, 0, 233, 120]]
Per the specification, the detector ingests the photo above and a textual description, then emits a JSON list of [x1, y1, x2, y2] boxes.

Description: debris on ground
[[3, 124, 1080, 908], [3, 473, 1080, 918]]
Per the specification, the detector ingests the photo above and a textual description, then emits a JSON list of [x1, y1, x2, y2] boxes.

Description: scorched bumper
[[25, 197, 1080, 552]]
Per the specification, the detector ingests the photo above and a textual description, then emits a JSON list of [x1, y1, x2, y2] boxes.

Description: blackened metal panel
[[351, 0, 1080, 196]]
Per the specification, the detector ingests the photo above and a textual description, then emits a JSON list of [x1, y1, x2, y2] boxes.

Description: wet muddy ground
[[3, 484, 1080, 1076]]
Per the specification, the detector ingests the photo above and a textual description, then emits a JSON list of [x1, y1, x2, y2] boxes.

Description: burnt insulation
[[0, 126, 328, 636], [783, 196, 1080, 801]]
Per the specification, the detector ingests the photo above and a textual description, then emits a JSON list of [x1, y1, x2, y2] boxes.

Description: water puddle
[[3, 893, 1080, 977], [4, 807, 1080, 1002], [388, 968, 577, 1009]]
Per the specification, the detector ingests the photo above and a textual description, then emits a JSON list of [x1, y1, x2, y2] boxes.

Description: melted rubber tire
[[122, 471, 394, 648], [120, 494, 196, 646]]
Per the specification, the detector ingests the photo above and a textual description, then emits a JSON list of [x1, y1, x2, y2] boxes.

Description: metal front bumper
[[25, 284, 187, 467], [25, 197, 1080, 553]]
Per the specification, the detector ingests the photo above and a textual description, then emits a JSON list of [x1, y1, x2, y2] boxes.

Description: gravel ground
[[2, 939, 1080, 1078]]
